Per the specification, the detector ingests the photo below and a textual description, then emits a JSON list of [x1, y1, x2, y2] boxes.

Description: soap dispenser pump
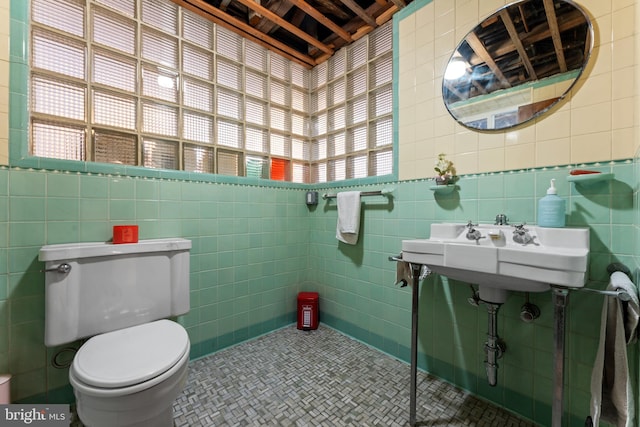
[[537, 178, 566, 228]]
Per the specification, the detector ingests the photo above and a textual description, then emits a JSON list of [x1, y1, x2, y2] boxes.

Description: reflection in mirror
[[442, 0, 592, 130]]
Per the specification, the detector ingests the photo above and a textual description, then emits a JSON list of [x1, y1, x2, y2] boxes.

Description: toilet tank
[[39, 238, 191, 347]]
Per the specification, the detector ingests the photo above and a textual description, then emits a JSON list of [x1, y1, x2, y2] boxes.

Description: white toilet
[[40, 238, 192, 427]]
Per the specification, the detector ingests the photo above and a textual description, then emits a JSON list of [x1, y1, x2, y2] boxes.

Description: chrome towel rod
[[322, 188, 393, 200]]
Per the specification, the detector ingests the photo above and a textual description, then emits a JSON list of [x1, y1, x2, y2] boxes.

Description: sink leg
[[552, 287, 569, 427], [409, 264, 422, 427]]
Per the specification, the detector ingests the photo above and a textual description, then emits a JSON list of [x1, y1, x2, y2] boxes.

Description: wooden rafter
[[466, 32, 511, 88], [337, 0, 378, 28], [389, 0, 407, 8], [499, 9, 537, 80], [543, 0, 568, 72], [172, 0, 317, 68], [233, 0, 334, 54], [287, 0, 353, 42]]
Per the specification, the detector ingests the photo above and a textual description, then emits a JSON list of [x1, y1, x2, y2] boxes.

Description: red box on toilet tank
[[113, 225, 139, 244], [297, 292, 319, 330]]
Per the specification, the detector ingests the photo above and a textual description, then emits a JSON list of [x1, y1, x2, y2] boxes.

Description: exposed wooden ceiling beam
[[287, 0, 353, 42], [499, 9, 537, 80], [389, 0, 407, 8], [254, 1, 294, 34], [337, 0, 378, 28], [466, 32, 511, 88], [233, 0, 334, 55], [172, 0, 317, 68], [543, 0, 568, 73]]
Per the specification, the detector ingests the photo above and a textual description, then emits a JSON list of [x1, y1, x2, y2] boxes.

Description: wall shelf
[[566, 172, 614, 186], [429, 184, 456, 194]]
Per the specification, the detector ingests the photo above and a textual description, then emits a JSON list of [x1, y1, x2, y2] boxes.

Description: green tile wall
[[0, 169, 310, 402], [307, 161, 636, 427]]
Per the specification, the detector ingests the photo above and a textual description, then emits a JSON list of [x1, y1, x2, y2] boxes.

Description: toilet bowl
[[69, 320, 190, 427]]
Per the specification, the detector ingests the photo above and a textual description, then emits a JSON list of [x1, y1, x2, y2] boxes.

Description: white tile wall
[[397, 0, 640, 180]]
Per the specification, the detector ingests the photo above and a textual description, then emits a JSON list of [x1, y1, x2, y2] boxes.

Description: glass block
[[291, 87, 308, 113], [217, 150, 242, 176], [328, 106, 345, 132], [245, 126, 268, 152], [95, 0, 135, 17], [141, 0, 178, 35], [216, 58, 242, 90], [245, 155, 268, 179], [328, 50, 345, 80], [33, 0, 84, 37], [348, 154, 368, 179], [245, 98, 267, 126], [32, 29, 85, 79], [142, 102, 178, 136], [31, 120, 85, 160], [348, 125, 367, 152], [369, 21, 392, 57], [328, 79, 345, 106], [245, 40, 267, 72], [290, 63, 309, 89], [92, 5, 136, 54], [291, 113, 308, 137], [217, 119, 242, 149], [347, 38, 367, 70], [292, 162, 309, 184], [32, 76, 85, 120], [93, 89, 136, 130], [270, 55, 289, 81], [270, 80, 289, 106], [216, 26, 242, 61], [328, 158, 346, 182], [217, 88, 243, 120], [270, 133, 290, 157], [270, 157, 289, 181], [347, 95, 367, 126], [270, 106, 290, 132], [328, 132, 345, 157], [370, 117, 393, 147], [142, 138, 177, 169], [311, 138, 327, 161], [142, 26, 178, 68], [370, 53, 392, 88], [291, 138, 309, 160], [183, 77, 213, 112], [142, 65, 178, 102], [246, 70, 267, 99], [370, 148, 393, 176], [369, 84, 392, 116], [347, 66, 366, 98], [183, 43, 213, 80], [92, 48, 136, 92], [311, 162, 327, 183], [183, 10, 213, 49], [94, 130, 137, 165], [184, 144, 214, 173], [183, 111, 213, 144]]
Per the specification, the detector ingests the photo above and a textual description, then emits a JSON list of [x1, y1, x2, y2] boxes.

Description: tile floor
[[172, 325, 537, 426]]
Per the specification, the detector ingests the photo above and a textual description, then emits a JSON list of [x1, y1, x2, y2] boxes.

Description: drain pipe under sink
[[484, 302, 505, 387]]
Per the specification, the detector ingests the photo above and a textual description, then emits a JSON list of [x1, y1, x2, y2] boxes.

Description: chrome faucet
[[512, 223, 538, 246], [466, 221, 483, 241], [494, 214, 508, 225]]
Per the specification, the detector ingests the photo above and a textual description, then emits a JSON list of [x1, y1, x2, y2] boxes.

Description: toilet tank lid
[[71, 320, 189, 388], [39, 238, 191, 261]]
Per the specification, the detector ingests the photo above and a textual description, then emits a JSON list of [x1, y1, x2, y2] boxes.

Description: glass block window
[[30, 0, 394, 183]]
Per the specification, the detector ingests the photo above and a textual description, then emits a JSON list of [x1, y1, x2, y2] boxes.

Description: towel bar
[[577, 287, 631, 301], [322, 188, 393, 200]]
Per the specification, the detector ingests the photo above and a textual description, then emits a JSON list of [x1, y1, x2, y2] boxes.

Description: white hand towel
[[336, 191, 361, 245], [590, 272, 640, 427]]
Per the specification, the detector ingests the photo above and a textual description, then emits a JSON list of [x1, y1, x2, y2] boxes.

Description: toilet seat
[[71, 319, 189, 389]]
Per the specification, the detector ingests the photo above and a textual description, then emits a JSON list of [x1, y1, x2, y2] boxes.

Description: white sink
[[402, 223, 590, 303]]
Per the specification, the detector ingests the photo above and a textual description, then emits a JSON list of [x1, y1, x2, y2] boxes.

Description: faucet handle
[[512, 223, 528, 233], [494, 214, 508, 225], [466, 220, 477, 228]]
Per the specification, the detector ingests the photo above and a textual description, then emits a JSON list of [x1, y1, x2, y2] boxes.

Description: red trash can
[[297, 292, 319, 330]]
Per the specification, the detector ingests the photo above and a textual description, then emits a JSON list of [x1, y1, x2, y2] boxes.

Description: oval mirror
[[442, 0, 593, 130]]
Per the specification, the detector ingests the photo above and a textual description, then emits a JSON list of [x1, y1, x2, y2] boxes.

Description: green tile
[[10, 197, 46, 221], [10, 170, 46, 197], [110, 177, 136, 199], [9, 222, 45, 247], [135, 179, 159, 200], [46, 197, 79, 221], [109, 199, 136, 221], [47, 173, 80, 197], [79, 221, 110, 242], [80, 175, 108, 199]]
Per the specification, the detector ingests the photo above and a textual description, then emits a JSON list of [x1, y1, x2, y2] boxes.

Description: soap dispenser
[[537, 178, 565, 227]]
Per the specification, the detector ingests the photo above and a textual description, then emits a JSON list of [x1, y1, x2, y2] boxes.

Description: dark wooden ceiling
[[171, 0, 413, 68]]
